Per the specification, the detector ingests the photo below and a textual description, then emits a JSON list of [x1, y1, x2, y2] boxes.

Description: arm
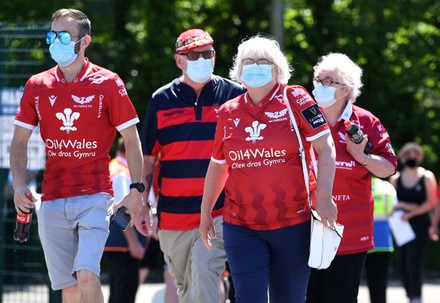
[[10, 125, 36, 213], [345, 134, 395, 178], [123, 226, 145, 260], [200, 161, 229, 250], [311, 132, 337, 228], [430, 197, 440, 241], [116, 125, 149, 236]]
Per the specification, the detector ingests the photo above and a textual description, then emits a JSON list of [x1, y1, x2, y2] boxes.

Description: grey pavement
[[101, 279, 440, 303]]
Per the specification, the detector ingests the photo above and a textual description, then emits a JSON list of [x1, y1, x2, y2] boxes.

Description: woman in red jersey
[[306, 53, 398, 303], [200, 35, 337, 303]]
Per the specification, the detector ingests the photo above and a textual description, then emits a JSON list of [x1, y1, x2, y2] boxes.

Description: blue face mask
[[49, 38, 82, 66], [312, 83, 337, 108], [241, 64, 273, 88], [185, 58, 213, 83]]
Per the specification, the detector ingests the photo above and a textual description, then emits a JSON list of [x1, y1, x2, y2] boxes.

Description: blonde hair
[[229, 35, 292, 84]]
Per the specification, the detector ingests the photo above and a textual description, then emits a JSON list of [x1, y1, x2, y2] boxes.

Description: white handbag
[[283, 87, 344, 270]]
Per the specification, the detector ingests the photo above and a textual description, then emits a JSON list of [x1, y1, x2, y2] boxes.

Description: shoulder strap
[[283, 86, 312, 209]]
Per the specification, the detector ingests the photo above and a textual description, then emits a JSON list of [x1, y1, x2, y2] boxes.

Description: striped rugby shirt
[[140, 76, 245, 230]]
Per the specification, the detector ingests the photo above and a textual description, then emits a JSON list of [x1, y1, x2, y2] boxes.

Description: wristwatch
[[129, 182, 145, 193]]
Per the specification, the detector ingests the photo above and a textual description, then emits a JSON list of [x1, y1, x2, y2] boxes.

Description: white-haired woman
[[199, 35, 337, 303], [306, 53, 398, 303]]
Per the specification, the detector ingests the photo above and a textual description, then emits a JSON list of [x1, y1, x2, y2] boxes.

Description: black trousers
[[306, 252, 367, 303], [365, 252, 391, 303], [106, 252, 140, 303], [397, 224, 429, 299]]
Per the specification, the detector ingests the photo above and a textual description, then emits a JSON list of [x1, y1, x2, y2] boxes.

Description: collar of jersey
[[243, 83, 281, 106]]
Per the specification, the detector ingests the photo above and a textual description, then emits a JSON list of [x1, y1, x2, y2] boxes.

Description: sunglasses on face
[[178, 50, 215, 61], [46, 31, 82, 45]]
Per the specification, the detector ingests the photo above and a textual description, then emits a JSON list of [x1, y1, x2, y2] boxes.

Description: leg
[[72, 193, 112, 303], [365, 252, 390, 303], [159, 229, 193, 303], [106, 252, 140, 303], [164, 267, 179, 303], [190, 216, 226, 303], [76, 270, 104, 303], [268, 221, 310, 303], [307, 252, 367, 303], [223, 222, 270, 303], [62, 285, 81, 303]]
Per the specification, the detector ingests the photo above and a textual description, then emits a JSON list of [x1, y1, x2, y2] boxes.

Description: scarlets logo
[[72, 95, 95, 105]]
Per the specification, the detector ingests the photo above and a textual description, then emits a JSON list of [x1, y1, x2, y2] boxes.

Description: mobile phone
[[111, 206, 131, 231]]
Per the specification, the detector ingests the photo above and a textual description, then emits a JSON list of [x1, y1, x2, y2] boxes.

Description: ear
[[83, 35, 92, 48], [175, 54, 185, 69]]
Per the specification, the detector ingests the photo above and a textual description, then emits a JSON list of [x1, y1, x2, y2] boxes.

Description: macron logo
[[56, 108, 80, 134], [245, 121, 266, 143]]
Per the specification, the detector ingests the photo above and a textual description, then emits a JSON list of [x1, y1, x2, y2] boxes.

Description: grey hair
[[313, 53, 363, 101], [229, 35, 292, 84]]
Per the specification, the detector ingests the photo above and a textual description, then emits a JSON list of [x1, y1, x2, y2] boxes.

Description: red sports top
[[212, 84, 330, 230], [330, 102, 397, 254], [14, 59, 139, 201]]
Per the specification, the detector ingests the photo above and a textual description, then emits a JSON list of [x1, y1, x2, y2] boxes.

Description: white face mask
[[184, 57, 213, 83], [312, 83, 338, 108]]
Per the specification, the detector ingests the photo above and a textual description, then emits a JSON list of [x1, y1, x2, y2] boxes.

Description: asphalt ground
[[102, 279, 440, 303]]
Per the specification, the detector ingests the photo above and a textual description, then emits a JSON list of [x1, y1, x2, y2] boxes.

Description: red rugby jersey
[[212, 84, 330, 230], [330, 102, 397, 254], [14, 59, 139, 201]]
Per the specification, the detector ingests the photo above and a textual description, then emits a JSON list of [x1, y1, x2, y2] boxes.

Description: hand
[[345, 133, 369, 163], [128, 235, 146, 260], [150, 215, 159, 241], [114, 190, 150, 236], [13, 187, 36, 214], [429, 224, 439, 241], [199, 215, 216, 251], [315, 200, 338, 229]]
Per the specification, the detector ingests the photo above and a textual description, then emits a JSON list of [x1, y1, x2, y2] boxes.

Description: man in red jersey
[[140, 29, 245, 303], [9, 8, 149, 303]]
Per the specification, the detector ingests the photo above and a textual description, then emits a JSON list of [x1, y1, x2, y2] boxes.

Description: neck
[[59, 57, 86, 83], [180, 75, 211, 95], [322, 100, 348, 126], [247, 83, 276, 105]]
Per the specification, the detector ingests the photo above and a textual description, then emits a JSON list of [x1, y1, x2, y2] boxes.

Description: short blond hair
[[229, 35, 292, 84]]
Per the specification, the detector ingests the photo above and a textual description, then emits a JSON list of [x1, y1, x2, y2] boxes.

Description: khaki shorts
[[37, 193, 112, 290]]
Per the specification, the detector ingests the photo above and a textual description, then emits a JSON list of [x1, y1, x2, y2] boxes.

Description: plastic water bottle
[[344, 120, 373, 154], [13, 192, 33, 243]]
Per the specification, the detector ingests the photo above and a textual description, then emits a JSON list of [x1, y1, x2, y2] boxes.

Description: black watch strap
[[129, 182, 145, 193]]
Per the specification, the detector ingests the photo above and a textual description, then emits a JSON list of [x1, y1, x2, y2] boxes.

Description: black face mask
[[404, 158, 419, 168]]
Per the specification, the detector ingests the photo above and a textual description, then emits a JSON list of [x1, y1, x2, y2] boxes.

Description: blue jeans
[[223, 221, 310, 303]]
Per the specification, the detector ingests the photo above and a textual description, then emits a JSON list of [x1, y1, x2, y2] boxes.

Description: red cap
[[175, 29, 214, 52]]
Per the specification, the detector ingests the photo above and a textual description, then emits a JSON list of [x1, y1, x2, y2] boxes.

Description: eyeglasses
[[242, 58, 273, 66], [313, 77, 345, 88], [46, 31, 82, 45], [178, 50, 215, 61]]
